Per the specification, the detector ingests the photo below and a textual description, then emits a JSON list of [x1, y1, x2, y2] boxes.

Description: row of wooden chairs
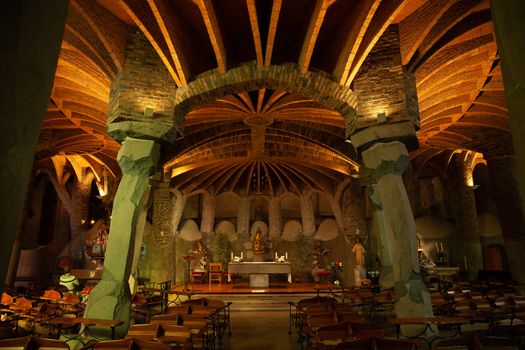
[[0, 335, 69, 349]]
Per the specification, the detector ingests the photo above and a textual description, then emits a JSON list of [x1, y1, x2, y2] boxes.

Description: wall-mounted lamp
[[144, 107, 155, 118], [376, 112, 387, 124]]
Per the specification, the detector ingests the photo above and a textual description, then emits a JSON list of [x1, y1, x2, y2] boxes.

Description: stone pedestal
[[354, 267, 366, 286], [253, 253, 265, 262], [250, 274, 269, 288]]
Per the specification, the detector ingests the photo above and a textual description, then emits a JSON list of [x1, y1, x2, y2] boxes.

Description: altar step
[[196, 292, 317, 311]]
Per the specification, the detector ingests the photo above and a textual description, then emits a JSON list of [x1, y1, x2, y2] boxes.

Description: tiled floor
[[218, 310, 301, 350]]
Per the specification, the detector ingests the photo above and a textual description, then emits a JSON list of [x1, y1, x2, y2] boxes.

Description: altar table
[[228, 262, 292, 287]]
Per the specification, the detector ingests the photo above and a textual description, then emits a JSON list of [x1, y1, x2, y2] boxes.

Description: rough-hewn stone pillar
[[456, 156, 482, 281], [0, 0, 68, 293], [361, 141, 432, 319], [301, 189, 316, 235], [84, 138, 159, 338], [490, 1, 525, 214], [200, 192, 216, 234], [268, 197, 282, 240], [237, 194, 250, 236], [486, 155, 525, 284], [170, 189, 187, 233]]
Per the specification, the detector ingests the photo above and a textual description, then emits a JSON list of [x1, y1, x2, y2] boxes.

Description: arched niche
[[279, 192, 301, 219], [179, 219, 202, 241], [281, 220, 303, 242], [215, 220, 238, 242], [249, 195, 269, 223], [314, 218, 339, 241], [249, 221, 269, 240], [215, 192, 240, 218], [182, 193, 203, 220]]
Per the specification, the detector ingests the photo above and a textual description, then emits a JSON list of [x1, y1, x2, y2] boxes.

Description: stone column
[[170, 189, 187, 233], [300, 189, 316, 235], [456, 157, 482, 281], [268, 197, 282, 240], [84, 138, 159, 338], [200, 192, 215, 233], [490, 1, 525, 213], [237, 194, 250, 236], [362, 141, 433, 318], [0, 0, 68, 293], [486, 155, 525, 284]]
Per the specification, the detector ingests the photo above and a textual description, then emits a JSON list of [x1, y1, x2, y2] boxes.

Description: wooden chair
[[156, 324, 192, 349], [0, 335, 32, 349], [126, 323, 161, 341], [208, 263, 222, 286], [30, 336, 70, 349], [94, 338, 134, 349], [350, 321, 384, 340]]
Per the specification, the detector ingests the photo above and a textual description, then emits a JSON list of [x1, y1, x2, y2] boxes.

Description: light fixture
[[376, 112, 387, 124], [345, 139, 352, 144], [81, 219, 86, 225], [90, 219, 95, 225], [468, 184, 480, 190], [144, 107, 155, 118]]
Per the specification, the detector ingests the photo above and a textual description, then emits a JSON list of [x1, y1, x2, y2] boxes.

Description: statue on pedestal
[[253, 227, 265, 254], [352, 238, 366, 268]]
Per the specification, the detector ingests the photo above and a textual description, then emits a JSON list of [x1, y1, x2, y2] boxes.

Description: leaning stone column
[[237, 194, 250, 236], [486, 155, 525, 284], [84, 138, 159, 338], [268, 197, 282, 240], [200, 192, 216, 234], [300, 189, 316, 235], [361, 141, 433, 318]]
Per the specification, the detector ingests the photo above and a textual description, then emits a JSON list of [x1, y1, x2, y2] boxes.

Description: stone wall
[[353, 25, 419, 131]]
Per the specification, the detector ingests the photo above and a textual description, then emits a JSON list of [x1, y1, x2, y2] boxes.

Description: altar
[[228, 262, 292, 288]]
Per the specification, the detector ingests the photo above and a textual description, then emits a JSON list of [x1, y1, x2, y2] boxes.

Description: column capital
[[117, 137, 160, 176], [109, 120, 177, 144], [350, 121, 418, 154], [361, 141, 410, 181]]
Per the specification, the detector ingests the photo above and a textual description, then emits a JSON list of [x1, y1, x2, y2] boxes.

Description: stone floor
[[218, 310, 301, 350]]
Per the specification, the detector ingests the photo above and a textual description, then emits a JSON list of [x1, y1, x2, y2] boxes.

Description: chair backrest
[[126, 323, 161, 341], [333, 338, 372, 350], [132, 339, 172, 350], [0, 336, 32, 349], [351, 322, 384, 340], [1, 292, 13, 305], [336, 311, 365, 323], [306, 311, 338, 328], [315, 321, 353, 343], [166, 305, 191, 315], [151, 313, 182, 323], [160, 324, 192, 341], [209, 263, 222, 273], [30, 336, 70, 349], [94, 338, 134, 349]]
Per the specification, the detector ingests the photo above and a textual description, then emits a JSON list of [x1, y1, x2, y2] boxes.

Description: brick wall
[[108, 30, 179, 131], [353, 25, 420, 131]]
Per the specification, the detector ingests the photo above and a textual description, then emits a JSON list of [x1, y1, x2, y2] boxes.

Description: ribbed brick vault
[[37, 0, 512, 194]]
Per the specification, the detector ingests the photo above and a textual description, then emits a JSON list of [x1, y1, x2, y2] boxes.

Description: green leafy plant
[[212, 231, 230, 267], [290, 234, 312, 281]]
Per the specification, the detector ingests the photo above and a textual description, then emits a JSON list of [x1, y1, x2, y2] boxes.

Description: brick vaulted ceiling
[[39, 0, 511, 195]]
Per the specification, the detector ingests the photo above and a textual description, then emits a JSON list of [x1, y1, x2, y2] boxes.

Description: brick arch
[[173, 62, 358, 131]]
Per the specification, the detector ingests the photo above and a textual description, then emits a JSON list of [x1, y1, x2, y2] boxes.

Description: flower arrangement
[[330, 261, 343, 273]]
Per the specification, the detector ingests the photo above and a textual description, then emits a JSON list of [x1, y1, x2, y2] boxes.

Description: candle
[[275, 252, 278, 259], [285, 252, 288, 259], [241, 251, 243, 259], [440, 242, 444, 252], [435, 242, 439, 251], [231, 252, 233, 260]]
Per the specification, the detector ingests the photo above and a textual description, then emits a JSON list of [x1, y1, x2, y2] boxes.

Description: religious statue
[[352, 238, 366, 268], [191, 240, 208, 272], [253, 227, 265, 254]]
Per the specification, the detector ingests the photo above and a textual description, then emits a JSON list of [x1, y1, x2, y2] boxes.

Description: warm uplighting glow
[[90, 219, 95, 225], [81, 219, 86, 225]]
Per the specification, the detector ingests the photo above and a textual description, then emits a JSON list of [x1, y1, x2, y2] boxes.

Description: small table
[[389, 316, 469, 348]]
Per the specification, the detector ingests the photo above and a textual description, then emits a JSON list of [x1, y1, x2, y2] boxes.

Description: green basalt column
[[0, 0, 68, 293], [84, 137, 159, 338], [361, 141, 433, 320], [490, 1, 525, 214], [486, 155, 525, 285]]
